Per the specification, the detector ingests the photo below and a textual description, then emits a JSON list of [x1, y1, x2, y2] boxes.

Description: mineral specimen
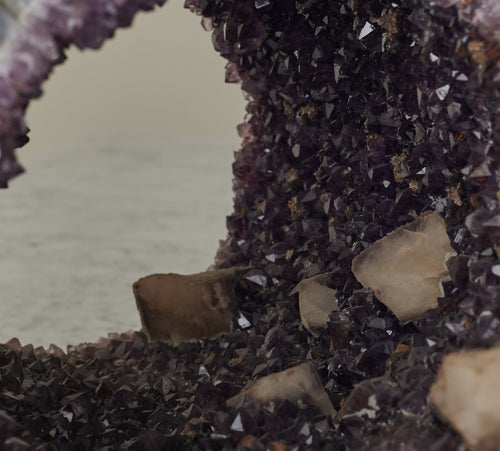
[[352, 211, 456, 322], [291, 272, 338, 337], [0, 0, 169, 185], [430, 346, 500, 451], [226, 361, 335, 417], [133, 268, 240, 345], [2, 0, 500, 448]]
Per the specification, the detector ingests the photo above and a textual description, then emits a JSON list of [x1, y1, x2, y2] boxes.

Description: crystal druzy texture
[[0, 0, 166, 186], [1, 0, 500, 449]]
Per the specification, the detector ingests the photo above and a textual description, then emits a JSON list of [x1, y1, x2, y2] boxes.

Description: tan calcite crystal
[[133, 268, 240, 345], [429, 347, 500, 451], [226, 361, 335, 416], [351, 211, 456, 322], [291, 273, 338, 337]]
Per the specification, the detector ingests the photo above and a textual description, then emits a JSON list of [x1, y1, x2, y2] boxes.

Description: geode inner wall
[[209, 0, 500, 446], [211, 0, 500, 326], [1, 0, 500, 449]]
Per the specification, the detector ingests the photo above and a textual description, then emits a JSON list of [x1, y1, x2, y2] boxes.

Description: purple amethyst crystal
[[0, 0, 165, 185]]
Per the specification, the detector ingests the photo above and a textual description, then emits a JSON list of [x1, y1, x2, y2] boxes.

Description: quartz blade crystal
[[2, 0, 500, 448]]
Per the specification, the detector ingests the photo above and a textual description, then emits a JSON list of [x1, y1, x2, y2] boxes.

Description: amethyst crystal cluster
[[1, 0, 500, 449], [0, 0, 165, 186]]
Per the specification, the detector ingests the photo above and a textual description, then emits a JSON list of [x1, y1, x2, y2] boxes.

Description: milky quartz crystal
[[352, 211, 456, 322], [226, 361, 335, 416], [291, 273, 338, 337], [133, 268, 239, 345], [430, 346, 500, 451]]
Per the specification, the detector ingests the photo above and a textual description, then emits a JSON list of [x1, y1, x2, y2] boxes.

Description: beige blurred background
[[0, 1, 246, 347], [26, 0, 245, 147]]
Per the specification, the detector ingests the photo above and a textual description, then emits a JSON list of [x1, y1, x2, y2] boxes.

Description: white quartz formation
[[226, 361, 335, 416], [291, 273, 339, 337], [429, 346, 500, 451], [351, 211, 456, 322]]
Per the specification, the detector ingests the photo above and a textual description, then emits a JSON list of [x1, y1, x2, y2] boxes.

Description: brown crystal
[[299, 103, 319, 121], [391, 154, 409, 182], [288, 196, 304, 220], [467, 40, 488, 68], [375, 9, 399, 40], [133, 268, 240, 345]]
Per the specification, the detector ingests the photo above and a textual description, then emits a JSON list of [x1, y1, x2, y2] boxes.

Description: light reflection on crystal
[[265, 253, 277, 262], [429, 53, 439, 62], [435, 84, 450, 101], [230, 413, 244, 432], [334, 64, 341, 83], [299, 422, 310, 436], [254, 0, 271, 9], [491, 265, 500, 277], [359, 21, 375, 39], [198, 365, 209, 377], [61, 411, 73, 423], [238, 312, 252, 329], [426, 338, 436, 347], [245, 274, 267, 287]]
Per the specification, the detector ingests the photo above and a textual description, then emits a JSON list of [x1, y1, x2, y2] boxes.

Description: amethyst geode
[[1, 0, 500, 449], [0, 0, 166, 186]]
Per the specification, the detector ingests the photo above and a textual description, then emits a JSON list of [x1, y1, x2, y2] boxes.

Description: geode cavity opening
[[1, 0, 500, 449]]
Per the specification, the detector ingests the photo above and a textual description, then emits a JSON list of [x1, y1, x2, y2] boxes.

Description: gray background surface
[[0, 1, 244, 347]]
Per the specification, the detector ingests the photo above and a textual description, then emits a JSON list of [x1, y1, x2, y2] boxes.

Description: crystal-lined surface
[[1, 0, 500, 448]]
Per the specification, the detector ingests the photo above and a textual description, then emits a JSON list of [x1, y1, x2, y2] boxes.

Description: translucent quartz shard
[[351, 211, 456, 323], [429, 347, 500, 451], [226, 361, 335, 417], [291, 273, 338, 337], [133, 268, 240, 345]]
